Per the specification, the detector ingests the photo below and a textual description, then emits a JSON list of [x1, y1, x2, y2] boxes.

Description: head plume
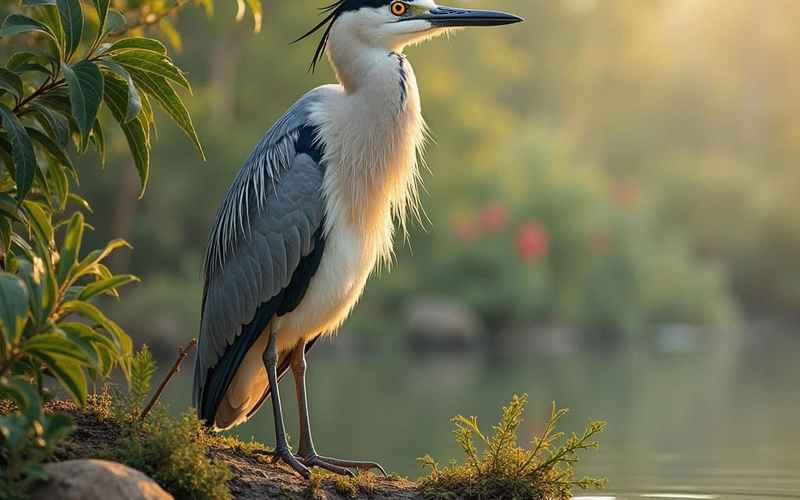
[[294, 0, 393, 72]]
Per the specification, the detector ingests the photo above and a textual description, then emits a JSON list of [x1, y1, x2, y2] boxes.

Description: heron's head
[[297, 1, 523, 71]]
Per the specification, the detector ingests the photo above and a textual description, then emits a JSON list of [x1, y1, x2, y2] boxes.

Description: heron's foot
[[301, 454, 387, 477], [268, 446, 310, 478]]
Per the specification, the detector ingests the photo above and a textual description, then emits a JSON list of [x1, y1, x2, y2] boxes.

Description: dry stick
[[139, 338, 198, 420]]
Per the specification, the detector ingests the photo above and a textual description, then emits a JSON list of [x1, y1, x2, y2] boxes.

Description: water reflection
[[162, 331, 800, 499]]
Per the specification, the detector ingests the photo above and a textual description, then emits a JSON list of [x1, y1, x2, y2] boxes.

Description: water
[[163, 330, 800, 498]]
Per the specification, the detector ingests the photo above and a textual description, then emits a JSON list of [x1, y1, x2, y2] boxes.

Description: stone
[[404, 296, 485, 351], [31, 459, 173, 500]]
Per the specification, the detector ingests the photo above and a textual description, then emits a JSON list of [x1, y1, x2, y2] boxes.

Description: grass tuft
[[83, 345, 233, 500], [417, 394, 606, 500]]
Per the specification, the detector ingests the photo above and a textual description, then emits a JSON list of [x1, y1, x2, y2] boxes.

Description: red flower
[[479, 202, 507, 233], [516, 221, 549, 263]]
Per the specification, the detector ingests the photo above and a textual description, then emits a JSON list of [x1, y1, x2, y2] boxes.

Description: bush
[[88, 345, 232, 500], [112, 409, 232, 500], [366, 126, 735, 337], [0, 0, 257, 495], [418, 395, 606, 500]]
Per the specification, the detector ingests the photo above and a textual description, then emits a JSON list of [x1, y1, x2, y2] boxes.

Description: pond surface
[[163, 330, 800, 499]]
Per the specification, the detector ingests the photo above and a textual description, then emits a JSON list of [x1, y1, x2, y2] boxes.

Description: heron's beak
[[406, 6, 524, 27]]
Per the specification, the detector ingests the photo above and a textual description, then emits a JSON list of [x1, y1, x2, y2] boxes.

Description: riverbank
[[45, 401, 420, 499]]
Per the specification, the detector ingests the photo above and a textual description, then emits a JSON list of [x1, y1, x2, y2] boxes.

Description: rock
[[497, 323, 581, 357], [404, 296, 485, 351], [31, 459, 173, 500]]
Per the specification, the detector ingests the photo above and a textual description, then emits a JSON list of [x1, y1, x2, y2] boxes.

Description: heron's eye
[[390, 1, 407, 16]]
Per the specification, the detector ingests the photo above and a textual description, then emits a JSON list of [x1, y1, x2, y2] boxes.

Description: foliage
[[128, 343, 155, 412], [0, 380, 72, 500], [88, 348, 232, 500], [0, 0, 249, 494], [417, 395, 606, 500], [0, 214, 134, 493], [358, 127, 735, 338], [111, 408, 232, 500]]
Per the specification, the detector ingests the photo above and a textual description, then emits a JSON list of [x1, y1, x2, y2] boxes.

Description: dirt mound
[[44, 401, 420, 500]]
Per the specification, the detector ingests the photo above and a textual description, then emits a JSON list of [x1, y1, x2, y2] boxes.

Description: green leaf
[[24, 332, 90, 364], [90, 118, 105, 166], [110, 49, 190, 90], [0, 68, 24, 101], [0, 377, 42, 422], [130, 71, 204, 158], [60, 321, 119, 360], [38, 5, 66, 59], [0, 193, 25, 223], [22, 201, 54, 247], [57, 211, 83, 283], [8, 52, 54, 77], [73, 238, 129, 280], [103, 76, 150, 196], [0, 272, 29, 342], [24, 0, 57, 5], [59, 300, 132, 373], [57, 0, 83, 59], [105, 9, 126, 34], [91, 0, 109, 40], [78, 274, 138, 300], [30, 104, 71, 148], [0, 15, 58, 44], [0, 216, 11, 261], [106, 37, 166, 55], [245, 0, 263, 33], [27, 126, 74, 171], [62, 61, 104, 151], [99, 60, 141, 122], [32, 351, 87, 405], [0, 104, 37, 202]]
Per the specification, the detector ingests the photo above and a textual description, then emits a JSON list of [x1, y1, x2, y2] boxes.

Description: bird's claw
[[307, 454, 387, 477], [300, 454, 356, 477], [271, 447, 310, 478], [251, 449, 385, 478]]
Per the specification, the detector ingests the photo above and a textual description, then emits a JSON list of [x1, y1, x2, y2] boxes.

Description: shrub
[[90, 346, 232, 500], [0, 0, 258, 496], [112, 409, 232, 500], [418, 395, 606, 500]]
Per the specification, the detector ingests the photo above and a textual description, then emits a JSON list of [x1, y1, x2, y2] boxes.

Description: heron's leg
[[290, 341, 387, 477], [263, 328, 310, 478]]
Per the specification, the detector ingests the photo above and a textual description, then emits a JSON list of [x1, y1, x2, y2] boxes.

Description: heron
[[193, 0, 523, 478]]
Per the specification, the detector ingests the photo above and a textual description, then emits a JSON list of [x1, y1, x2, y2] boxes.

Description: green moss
[[304, 470, 381, 499], [110, 408, 232, 500], [209, 433, 272, 455], [85, 357, 233, 500], [417, 395, 606, 500]]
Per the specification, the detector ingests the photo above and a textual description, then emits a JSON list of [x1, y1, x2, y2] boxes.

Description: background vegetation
[[3, 0, 799, 495], [47, 0, 800, 351], [0, 0, 256, 495]]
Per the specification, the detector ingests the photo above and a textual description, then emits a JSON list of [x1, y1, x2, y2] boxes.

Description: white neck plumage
[[313, 23, 427, 267]]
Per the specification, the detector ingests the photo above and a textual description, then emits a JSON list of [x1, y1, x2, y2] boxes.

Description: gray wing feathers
[[193, 88, 330, 408]]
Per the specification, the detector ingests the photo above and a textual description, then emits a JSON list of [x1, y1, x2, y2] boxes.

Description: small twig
[[139, 338, 197, 420]]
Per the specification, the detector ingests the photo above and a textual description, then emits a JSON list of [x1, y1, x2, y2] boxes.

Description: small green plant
[[128, 344, 155, 413], [112, 409, 232, 500], [89, 346, 232, 500], [418, 395, 606, 500], [0, 380, 72, 500]]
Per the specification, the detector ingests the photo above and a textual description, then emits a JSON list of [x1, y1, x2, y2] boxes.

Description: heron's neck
[[317, 37, 425, 266]]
